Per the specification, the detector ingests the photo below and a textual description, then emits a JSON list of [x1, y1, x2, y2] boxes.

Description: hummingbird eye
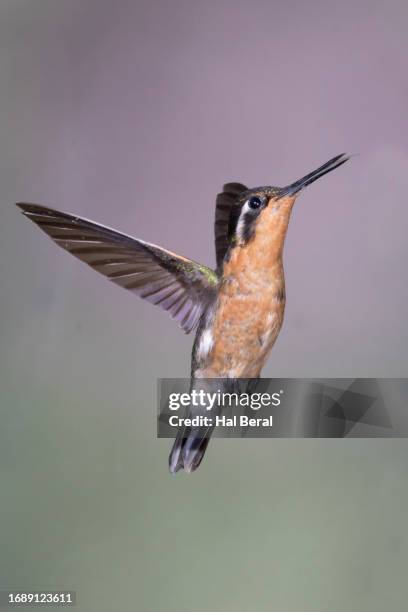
[[248, 196, 263, 210]]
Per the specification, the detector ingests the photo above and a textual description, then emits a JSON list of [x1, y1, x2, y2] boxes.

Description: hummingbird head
[[226, 185, 283, 247], [222, 154, 349, 261]]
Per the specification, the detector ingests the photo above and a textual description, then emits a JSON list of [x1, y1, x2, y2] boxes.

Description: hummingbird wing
[[17, 203, 219, 334], [214, 182, 247, 270]]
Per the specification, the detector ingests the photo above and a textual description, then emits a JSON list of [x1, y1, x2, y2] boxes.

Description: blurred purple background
[[1, 1, 408, 611]]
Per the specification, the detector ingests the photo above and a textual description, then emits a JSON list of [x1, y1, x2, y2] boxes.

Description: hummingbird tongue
[[280, 153, 349, 197]]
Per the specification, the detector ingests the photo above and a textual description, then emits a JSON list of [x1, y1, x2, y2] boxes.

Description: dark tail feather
[[168, 427, 212, 474], [168, 377, 237, 474], [281, 153, 349, 196], [168, 429, 185, 474]]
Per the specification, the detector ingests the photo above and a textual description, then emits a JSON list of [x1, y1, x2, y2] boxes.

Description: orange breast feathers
[[199, 195, 296, 378]]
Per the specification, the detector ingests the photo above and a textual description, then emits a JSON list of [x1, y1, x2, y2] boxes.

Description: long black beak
[[280, 153, 349, 197]]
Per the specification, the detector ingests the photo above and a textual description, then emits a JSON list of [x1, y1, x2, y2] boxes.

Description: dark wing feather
[[214, 182, 247, 270], [17, 203, 219, 334]]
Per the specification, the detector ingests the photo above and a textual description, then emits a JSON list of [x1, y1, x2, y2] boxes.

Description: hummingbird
[[17, 153, 349, 473]]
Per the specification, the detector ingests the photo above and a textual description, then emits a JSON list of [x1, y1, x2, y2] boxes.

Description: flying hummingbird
[[17, 153, 348, 473]]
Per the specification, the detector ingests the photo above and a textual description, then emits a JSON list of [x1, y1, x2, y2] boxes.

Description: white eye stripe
[[235, 202, 252, 240], [235, 197, 265, 241]]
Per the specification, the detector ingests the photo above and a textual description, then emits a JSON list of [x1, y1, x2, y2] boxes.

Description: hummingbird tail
[[168, 378, 237, 474], [280, 153, 349, 196], [168, 427, 212, 474]]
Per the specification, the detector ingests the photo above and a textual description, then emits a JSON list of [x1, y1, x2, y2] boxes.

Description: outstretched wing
[[214, 182, 247, 270], [17, 203, 219, 334]]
